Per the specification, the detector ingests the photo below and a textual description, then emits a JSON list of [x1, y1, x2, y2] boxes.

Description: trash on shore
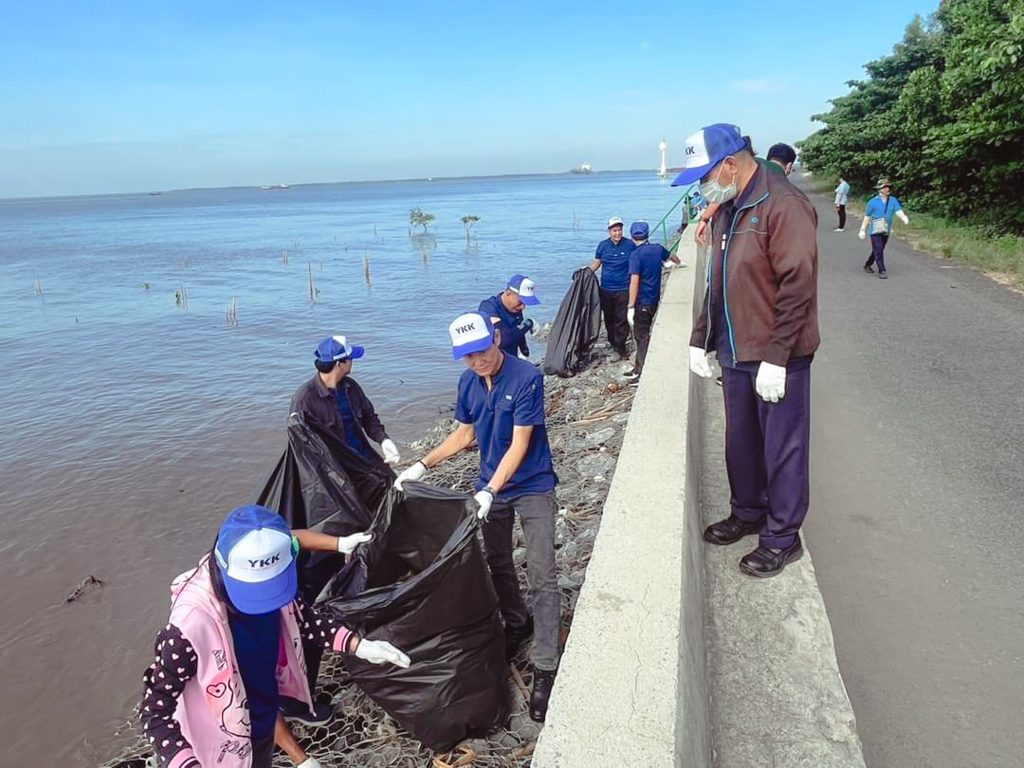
[[102, 342, 637, 768]]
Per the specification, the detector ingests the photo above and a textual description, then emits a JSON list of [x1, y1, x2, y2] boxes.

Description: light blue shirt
[[834, 181, 850, 205], [865, 194, 903, 235]]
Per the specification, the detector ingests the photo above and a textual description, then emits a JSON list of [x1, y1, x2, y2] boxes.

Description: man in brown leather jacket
[[673, 123, 819, 578]]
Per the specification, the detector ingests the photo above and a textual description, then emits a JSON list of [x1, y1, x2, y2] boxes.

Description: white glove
[[354, 638, 411, 668], [393, 461, 427, 491], [473, 489, 494, 521], [897, 211, 910, 225], [858, 230, 866, 240], [689, 346, 713, 378], [627, 307, 635, 327], [755, 362, 787, 403], [380, 438, 401, 465], [336, 531, 372, 555], [297, 758, 322, 768]]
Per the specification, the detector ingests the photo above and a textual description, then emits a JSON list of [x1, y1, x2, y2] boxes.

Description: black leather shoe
[[738, 540, 804, 578], [505, 615, 534, 661], [530, 668, 557, 722], [863, 264, 875, 273], [703, 515, 763, 545]]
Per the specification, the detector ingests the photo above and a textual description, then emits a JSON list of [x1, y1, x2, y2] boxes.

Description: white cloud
[[730, 79, 787, 94]]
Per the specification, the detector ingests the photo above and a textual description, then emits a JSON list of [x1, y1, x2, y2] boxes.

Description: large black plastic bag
[[257, 414, 394, 601], [323, 481, 510, 751], [542, 266, 601, 377]]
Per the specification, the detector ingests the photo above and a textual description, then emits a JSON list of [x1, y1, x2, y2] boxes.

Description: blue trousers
[[865, 233, 889, 273], [721, 364, 812, 549]]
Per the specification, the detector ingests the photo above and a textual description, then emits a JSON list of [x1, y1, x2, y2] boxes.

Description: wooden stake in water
[[34, 277, 43, 296], [281, 249, 289, 266], [175, 283, 189, 310], [308, 261, 318, 303], [226, 296, 238, 326], [363, 252, 372, 286]]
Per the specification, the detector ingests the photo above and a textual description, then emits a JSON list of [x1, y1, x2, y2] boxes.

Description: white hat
[[607, 216, 624, 228], [448, 311, 495, 360]]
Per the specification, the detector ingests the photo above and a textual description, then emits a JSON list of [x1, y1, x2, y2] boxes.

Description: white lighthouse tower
[[658, 138, 668, 179]]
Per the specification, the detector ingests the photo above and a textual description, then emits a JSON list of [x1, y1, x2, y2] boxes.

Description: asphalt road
[[796, 180, 1024, 767]]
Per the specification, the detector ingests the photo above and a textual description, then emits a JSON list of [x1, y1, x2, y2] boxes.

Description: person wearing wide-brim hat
[[139, 505, 410, 768], [859, 178, 910, 279]]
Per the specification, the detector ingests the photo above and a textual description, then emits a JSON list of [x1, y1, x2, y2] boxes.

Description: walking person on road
[[478, 274, 540, 359], [625, 221, 681, 380], [860, 178, 910, 279], [590, 216, 636, 361], [392, 311, 560, 722], [290, 335, 402, 467], [674, 122, 820, 578], [834, 176, 851, 231]]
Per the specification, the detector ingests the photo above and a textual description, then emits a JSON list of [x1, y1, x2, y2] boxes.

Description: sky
[[0, 0, 940, 198]]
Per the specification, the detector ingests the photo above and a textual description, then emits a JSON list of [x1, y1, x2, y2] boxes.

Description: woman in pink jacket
[[140, 505, 410, 768]]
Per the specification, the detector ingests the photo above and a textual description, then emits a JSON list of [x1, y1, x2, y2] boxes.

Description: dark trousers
[[482, 493, 560, 671], [599, 288, 630, 355], [250, 735, 275, 768], [633, 303, 658, 373], [836, 205, 846, 229], [865, 233, 889, 273], [722, 364, 812, 549]]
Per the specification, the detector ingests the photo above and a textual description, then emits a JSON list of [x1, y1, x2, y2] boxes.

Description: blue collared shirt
[[454, 353, 556, 499], [479, 294, 529, 356], [594, 237, 637, 292], [628, 242, 672, 306], [865, 195, 903, 235]]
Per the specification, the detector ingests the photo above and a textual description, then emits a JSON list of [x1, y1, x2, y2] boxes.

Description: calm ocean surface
[[0, 171, 683, 765]]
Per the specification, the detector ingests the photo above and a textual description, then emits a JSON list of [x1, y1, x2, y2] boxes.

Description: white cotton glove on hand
[[858, 229, 867, 240], [381, 438, 401, 465], [393, 461, 427, 491], [755, 362, 787, 403], [354, 638, 411, 668], [689, 346, 713, 378], [627, 307, 635, 327], [296, 758, 323, 768], [473, 489, 494, 521], [336, 531, 372, 555], [897, 211, 910, 225]]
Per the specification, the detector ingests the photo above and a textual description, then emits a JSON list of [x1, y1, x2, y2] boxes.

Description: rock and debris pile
[[103, 342, 636, 768]]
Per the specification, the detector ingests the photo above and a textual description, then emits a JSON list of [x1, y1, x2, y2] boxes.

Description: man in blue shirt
[[590, 216, 636, 360], [859, 178, 910, 279], [625, 221, 680, 378], [478, 274, 540, 358], [393, 311, 560, 723]]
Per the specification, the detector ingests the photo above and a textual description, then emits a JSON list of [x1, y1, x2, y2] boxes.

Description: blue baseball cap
[[214, 505, 297, 615], [630, 221, 650, 238], [315, 335, 365, 364], [448, 311, 495, 360], [671, 123, 748, 187], [507, 274, 540, 306]]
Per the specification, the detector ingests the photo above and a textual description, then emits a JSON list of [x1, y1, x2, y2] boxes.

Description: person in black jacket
[[289, 335, 401, 467]]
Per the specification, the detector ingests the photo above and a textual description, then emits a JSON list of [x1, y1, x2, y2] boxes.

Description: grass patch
[[804, 176, 1024, 290]]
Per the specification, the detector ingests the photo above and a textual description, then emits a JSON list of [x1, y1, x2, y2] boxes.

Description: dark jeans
[[865, 233, 889, 273], [836, 205, 846, 229], [482, 493, 560, 671], [722, 364, 812, 549], [250, 735, 275, 768], [633, 303, 658, 374], [599, 288, 630, 355]]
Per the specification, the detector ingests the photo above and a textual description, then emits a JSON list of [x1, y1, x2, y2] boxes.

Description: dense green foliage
[[800, 0, 1024, 233]]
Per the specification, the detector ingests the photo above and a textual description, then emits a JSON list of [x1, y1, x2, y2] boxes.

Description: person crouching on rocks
[[393, 311, 560, 723], [139, 505, 410, 768]]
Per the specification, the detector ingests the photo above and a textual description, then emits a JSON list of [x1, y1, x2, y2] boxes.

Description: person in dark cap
[[625, 221, 680, 379], [673, 122, 820, 578], [289, 335, 401, 466], [478, 274, 541, 359]]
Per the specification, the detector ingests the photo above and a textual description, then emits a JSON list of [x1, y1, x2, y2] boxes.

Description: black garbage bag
[[322, 481, 510, 751], [542, 266, 601, 377], [257, 413, 394, 602]]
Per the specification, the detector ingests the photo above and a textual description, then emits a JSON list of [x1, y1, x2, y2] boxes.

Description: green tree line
[[800, 0, 1024, 234]]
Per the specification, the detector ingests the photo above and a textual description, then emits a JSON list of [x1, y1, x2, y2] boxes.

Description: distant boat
[[148, 191, 163, 196], [570, 163, 593, 174], [261, 184, 290, 190]]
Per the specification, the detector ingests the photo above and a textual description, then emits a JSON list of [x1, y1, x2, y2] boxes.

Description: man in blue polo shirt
[[625, 221, 680, 378], [478, 274, 540, 358], [590, 216, 636, 360], [393, 311, 560, 723]]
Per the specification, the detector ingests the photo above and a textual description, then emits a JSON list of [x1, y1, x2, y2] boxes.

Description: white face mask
[[699, 159, 738, 204]]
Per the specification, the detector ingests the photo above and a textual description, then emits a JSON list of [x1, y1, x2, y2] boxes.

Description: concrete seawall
[[533, 232, 865, 767]]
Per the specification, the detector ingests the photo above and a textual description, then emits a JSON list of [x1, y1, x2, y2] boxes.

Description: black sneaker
[[863, 264, 875, 274], [703, 515, 763, 545], [505, 615, 534, 661], [530, 668, 557, 722], [738, 540, 804, 578], [281, 697, 334, 726]]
